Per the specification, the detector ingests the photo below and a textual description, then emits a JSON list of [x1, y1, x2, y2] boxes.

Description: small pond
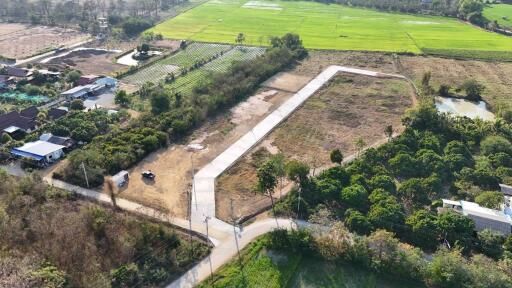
[[435, 96, 495, 121]]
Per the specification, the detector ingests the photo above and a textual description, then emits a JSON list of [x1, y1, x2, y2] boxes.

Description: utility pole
[[204, 215, 213, 283], [191, 153, 198, 211], [81, 161, 90, 188], [231, 200, 246, 285]]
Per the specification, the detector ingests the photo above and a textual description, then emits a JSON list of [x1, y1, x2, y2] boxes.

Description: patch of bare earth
[[0, 25, 88, 60], [44, 49, 127, 76], [116, 89, 293, 218], [216, 72, 414, 222], [399, 55, 512, 109]]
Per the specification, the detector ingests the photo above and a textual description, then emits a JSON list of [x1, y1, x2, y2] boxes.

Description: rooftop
[[12, 140, 65, 157]]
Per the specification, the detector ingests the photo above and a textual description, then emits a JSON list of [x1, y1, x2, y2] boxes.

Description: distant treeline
[[0, 0, 188, 33]]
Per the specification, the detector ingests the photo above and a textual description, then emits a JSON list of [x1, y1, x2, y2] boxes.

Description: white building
[[11, 140, 65, 164], [442, 199, 512, 235]]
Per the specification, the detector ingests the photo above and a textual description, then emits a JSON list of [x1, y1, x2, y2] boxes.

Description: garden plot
[[167, 46, 266, 94], [122, 43, 232, 86], [0, 24, 88, 60]]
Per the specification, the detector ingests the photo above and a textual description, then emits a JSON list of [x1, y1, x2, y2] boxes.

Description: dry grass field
[[0, 24, 88, 59]]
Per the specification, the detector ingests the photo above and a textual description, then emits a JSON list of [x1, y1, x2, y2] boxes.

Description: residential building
[[47, 107, 67, 120], [39, 133, 75, 149], [11, 140, 65, 164], [441, 199, 512, 235], [0, 106, 39, 137]]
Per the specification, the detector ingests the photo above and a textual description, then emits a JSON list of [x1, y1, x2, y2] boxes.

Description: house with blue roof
[[11, 140, 65, 165]]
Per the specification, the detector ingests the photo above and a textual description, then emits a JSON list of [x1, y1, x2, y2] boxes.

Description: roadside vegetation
[[0, 171, 209, 287], [200, 228, 512, 287]]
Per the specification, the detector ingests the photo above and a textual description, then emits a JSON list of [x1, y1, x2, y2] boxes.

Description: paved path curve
[[191, 65, 406, 229]]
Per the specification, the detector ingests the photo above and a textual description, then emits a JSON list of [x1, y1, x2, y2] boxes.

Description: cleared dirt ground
[[0, 24, 88, 59], [44, 49, 127, 76], [216, 61, 414, 222], [399, 55, 512, 109], [116, 89, 293, 218]]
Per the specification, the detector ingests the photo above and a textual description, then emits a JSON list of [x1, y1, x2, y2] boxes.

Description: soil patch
[[117, 88, 293, 218], [44, 48, 126, 76], [262, 72, 313, 92], [0, 24, 88, 60]]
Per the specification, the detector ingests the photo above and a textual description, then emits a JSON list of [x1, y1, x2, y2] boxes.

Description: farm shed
[[78, 74, 100, 86], [11, 140, 65, 164], [61, 85, 91, 99]]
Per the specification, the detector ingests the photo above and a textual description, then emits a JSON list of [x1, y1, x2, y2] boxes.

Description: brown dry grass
[[44, 49, 127, 76], [400, 55, 512, 109], [0, 24, 88, 59], [216, 72, 414, 222]]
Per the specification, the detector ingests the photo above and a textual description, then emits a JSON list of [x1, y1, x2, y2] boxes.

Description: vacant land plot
[[484, 4, 512, 30], [217, 70, 414, 222], [0, 24, 88, 60], [151, 0, 512, 55], [43, 48, 126, 76], [117, 88, 293, 217], [399, 55, 512, 109]]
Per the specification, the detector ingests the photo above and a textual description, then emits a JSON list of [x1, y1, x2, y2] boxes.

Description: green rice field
[[150, 0, 512, 54], [484, 4, 512, 30]]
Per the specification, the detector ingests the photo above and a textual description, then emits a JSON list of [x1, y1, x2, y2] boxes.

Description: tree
[[150, 89, 170, 115], [330, 149, 343, 165], [476, 229, 504, 260], [137, 43, 150, 53], [369, 175, 396, 194], [458, 0, 484, 20], [111, 263, 139, 288], [475, 191, 504, 210], [367, 195, 405, 233], [235, 33, 245, 45], [384, 125, 393, 141], [459, 79, 485, 101], [70, 99, 84, 110], [436, 211, 475, 250], [257, 160, 278, 220], [1, 133, 12, 144], [427, 248, 471, 288], [66, 70, 81, 84], [115, 90, 130, 107], [406, 210, 439, 250], [340, 184, 368, 211], [398, 178, 431, 209], [344, 209, 372, 235], [480, 135, 512, 156], [285, 160, 309, 187], [389, 153, 418, 179]]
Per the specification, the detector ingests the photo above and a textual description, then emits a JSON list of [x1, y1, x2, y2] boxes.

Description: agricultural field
[[167, 46, 266, 94], [150, 0, 512, 56], [0, 24, 89, 60], [122, 43, 232, 86], [484, 4, 512, 29]]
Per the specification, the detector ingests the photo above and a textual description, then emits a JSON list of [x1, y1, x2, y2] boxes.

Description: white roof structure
[[460, 201, 512, 224], [3, 126, 20, 133], [12, 140, 65, 158], [61, 85, 90, 96]]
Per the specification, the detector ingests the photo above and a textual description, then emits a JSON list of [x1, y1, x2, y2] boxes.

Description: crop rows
[[123, 42, 232, 86], [167, 46, 266, 95]]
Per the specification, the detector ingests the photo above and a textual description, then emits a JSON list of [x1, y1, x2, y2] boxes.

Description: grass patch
[[151, 0, 512, 55], [422, 48, 512, 62], [483, 4, 512, 30]]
